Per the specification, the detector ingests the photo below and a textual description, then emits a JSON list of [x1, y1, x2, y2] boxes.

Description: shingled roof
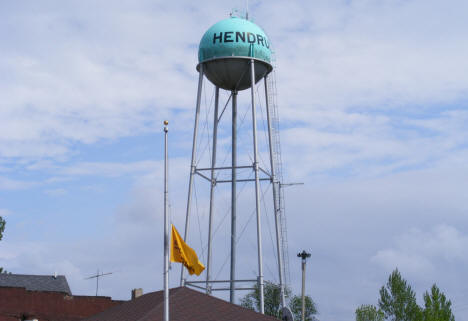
[[0, 273, 71, 295], [83, 286, 279, 321]]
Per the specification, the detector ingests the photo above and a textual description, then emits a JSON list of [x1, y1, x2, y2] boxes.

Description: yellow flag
[[170, 224, 205, 276]]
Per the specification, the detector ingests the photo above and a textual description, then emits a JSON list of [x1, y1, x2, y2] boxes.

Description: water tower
[[181, 15, 288, 314]]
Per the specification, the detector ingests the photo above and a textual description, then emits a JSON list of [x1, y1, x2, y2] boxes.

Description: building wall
[[0, 287, 123, 321]]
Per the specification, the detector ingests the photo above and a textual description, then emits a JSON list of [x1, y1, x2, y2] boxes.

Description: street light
[[297, 250, 311, 321]]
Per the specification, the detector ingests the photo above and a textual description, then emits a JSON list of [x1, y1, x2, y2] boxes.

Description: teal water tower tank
[[198, 16, 272, 91], [184, 15, 285, 311]]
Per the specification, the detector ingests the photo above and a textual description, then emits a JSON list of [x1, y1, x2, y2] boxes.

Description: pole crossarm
[[216, 178, 271, 183], [186, 279, 257, 284], [185, 279, 258, 292], [185, 283, 256, 292], [194, 166, 273, 183], [196, 165, 255, 171]]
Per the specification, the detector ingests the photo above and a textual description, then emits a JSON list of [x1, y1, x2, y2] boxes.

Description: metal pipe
[[258, 166, 273, 177], [210, 287, 256, 291], [230, 90, 238, 303], [185, 284, 256, 291], [196, 165, 253, 171], [264, 76, 286, 309], [186, 283, 209, 291], [297, 250, 311, 321], [206, 86, 220, 294], [215, 178, 271, 184], [163, 121, 169, 321], [250, 59, 265, 314], [194, 171, 212, 182], [218, 92, 232, 122], [301, 259, 306, 321], [185, 279, 257, 284], [96, 269, 99, 296], [181, 64, 204, 285]]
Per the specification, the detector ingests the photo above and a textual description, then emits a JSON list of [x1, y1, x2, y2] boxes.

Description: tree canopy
[[378, 269, 421, 321], [356, 304, 384, 321], [356, 269, 455, 321], [422, 284, 455, 321], [0, 216, 5, 241], [240, 281, 317, 320], [290, 294, 318, 321], [0, 216, 6, 274], [240, 281, 290, 317]]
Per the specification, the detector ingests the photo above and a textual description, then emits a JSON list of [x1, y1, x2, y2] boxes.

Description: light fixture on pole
[[297, 250, 311, 321]]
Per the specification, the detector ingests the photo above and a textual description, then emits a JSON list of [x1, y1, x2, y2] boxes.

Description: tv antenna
[[85, 269, 114, 296]]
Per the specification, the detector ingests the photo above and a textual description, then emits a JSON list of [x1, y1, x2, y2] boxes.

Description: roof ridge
[[137, 287, 184, 321], [0, 273, 66, 277], [177, 286, 279, 319], [177, 286, 241, 306]]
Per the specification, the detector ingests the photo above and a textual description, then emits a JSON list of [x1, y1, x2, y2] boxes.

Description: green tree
[[241, 281, 318, 320], [378, 269, 422, 321], [0, 216, 5, 241], [0, 216, 6, 273], [290, 295, 318, 321], [240, 281, 291, 318], [422, 284, 454, 321], [356, 304, 385, 321]]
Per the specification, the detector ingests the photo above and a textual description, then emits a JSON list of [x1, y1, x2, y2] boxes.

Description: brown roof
[[83, 286, 279, 321]]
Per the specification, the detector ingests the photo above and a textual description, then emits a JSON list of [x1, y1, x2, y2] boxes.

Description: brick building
[[0, 274, 122, 321]]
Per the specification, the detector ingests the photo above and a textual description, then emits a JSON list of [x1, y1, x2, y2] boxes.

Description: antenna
[[85, 269, 114, 296], [246, 0, 249, 20]]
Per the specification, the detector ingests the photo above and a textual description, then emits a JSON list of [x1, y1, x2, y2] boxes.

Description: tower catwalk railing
[[266, 62, 291, 288]]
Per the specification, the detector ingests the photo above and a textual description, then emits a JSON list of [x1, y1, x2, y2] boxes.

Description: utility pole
[[297, 250, 311, 321]]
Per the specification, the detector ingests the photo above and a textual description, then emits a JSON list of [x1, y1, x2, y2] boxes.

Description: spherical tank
[[198, 17, 273, 91]]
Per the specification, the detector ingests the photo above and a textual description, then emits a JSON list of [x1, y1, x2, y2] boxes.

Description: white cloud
[[44, 188, 68, 197], [59, 160, 160, 177], [0, 209, 12, 217], [1, 0, 467, 171], [263, 0, 468, 112], [371, 225, 468, 278], [0, 176, 37, 190]]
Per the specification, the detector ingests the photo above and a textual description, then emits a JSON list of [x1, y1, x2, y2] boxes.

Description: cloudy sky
[[1, 0, 468, 320]]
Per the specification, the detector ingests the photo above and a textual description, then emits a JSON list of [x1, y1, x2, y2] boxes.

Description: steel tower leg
[[206, 86, 220, 294], [230, 90, 238, 303], [181, 64, 204, 285], [264, 76, 286, 308], [250, 60, 265, 314]]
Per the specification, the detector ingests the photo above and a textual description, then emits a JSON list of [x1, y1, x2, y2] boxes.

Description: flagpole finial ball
[[164, 120, 169, 125]]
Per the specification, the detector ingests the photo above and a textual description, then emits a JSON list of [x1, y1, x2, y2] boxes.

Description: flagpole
[[163, 120, 169, 321]]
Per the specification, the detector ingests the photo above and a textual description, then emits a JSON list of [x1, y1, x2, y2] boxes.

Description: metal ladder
[[266, 57, 291, 288]]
